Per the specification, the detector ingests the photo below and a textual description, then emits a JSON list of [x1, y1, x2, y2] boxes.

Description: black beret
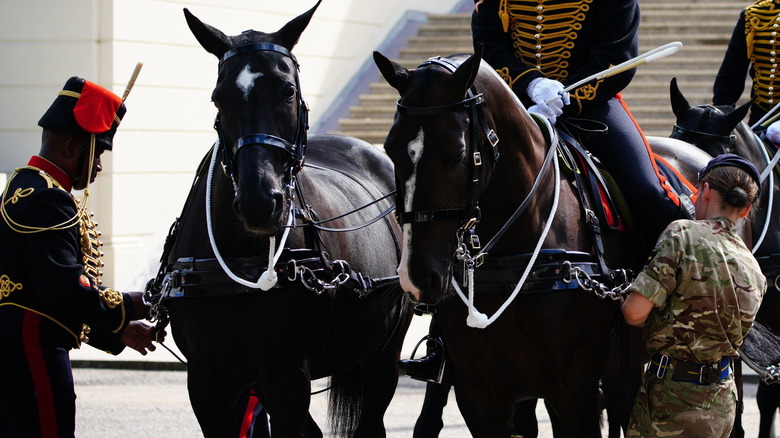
[[38, 76, 126, 150], [698, 153, 761, 192]]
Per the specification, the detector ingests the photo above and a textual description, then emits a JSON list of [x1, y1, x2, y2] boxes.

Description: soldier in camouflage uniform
[[622, 154, 767, 437]]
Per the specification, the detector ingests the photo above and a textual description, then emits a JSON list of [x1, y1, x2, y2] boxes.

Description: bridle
[[213, 40, 309, 186], [671, 104, 737, 154], [395, 56, 499, 235]]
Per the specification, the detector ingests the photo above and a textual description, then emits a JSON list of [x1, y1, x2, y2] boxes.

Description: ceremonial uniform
[[0, 77, 148, 437], [472, 0, 687, 250], [713, 0, 780, 125], [627, 218, 766, 437]]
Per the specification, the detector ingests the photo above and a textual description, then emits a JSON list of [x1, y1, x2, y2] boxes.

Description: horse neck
[[477, 109, 582, 253]]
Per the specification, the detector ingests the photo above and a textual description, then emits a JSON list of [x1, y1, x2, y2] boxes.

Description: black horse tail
[[327, 367, 363, 437]]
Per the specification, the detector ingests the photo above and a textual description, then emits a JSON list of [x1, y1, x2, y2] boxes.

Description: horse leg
[[546, 383, 602, 438], [756, 381, 780, 438], [453, 383, 515, 437], [260, 368, 316, 438], [413, 383, 451, 438], [186, 362, 243, 438], [510, 399, 539, 438], [303, 413, 323, 438], [351, 351, 403, 437]]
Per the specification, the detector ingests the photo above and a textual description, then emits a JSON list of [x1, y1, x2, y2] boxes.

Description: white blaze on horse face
[[236, 65, 264, 101], [398, 128, 425, 300]]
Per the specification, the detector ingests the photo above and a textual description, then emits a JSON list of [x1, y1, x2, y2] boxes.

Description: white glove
[[526, 78, 570, 125], [767, 120, 780, 144]]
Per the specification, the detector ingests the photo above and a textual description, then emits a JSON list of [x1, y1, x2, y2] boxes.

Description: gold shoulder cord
[[0, 166, 81, 233], [745, 0, 780, 110]]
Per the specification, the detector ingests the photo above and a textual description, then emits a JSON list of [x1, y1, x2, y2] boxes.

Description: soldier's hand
[[124, 291, 150, 320], [121, 321, 157, 355]]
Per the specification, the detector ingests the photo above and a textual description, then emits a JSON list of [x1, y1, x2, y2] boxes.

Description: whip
[[546, 41, 683, 104], [122, 62, 143, 102]]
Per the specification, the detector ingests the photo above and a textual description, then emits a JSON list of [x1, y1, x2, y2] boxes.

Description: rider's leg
[[578, 97, 684, 253]]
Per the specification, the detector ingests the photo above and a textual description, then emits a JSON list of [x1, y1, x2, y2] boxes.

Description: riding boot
[[398, 337, 447, 384]]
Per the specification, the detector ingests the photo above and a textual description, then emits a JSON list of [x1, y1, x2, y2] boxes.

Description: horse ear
[[726, 101, 751, 128], [275, 0, 322, 50], [373, 51, 410, 96], [669, 77, 691, 119], [183, 8, 232, 59], [451, 47, 483, 93]]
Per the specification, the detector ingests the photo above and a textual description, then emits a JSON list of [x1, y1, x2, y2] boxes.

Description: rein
[[754, 131, 778, 254], [671, 124, 736, 154], [452, 143, 562, 328]]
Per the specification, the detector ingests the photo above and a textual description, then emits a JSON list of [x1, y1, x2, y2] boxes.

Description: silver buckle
[[656, 354, 670, 378]]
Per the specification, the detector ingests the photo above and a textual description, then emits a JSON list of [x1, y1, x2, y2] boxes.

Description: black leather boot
[[398, 336, 447, 383]]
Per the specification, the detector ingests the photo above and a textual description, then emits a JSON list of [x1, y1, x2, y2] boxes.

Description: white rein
[[452, 147, 561, 329], [206, 143, 293, 290]]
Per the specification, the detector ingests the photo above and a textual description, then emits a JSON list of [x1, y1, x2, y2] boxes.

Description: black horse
[[373, 50, 709, 437], [148, 3, 413, 437], [669, 77, 780, 438]]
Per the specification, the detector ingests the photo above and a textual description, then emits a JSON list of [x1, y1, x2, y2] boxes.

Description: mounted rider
[[399, 0, 696, 382]]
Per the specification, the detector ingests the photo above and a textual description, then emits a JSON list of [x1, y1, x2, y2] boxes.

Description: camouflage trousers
[[626, 366, 737, 437]]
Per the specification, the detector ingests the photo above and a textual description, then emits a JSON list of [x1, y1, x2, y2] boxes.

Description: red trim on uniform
[[22, 311, 58, 438], [615, 96, 682, 207], [654, 154, 699, 202], [238, 394, 260, 438], [27, 155, 73, 192]]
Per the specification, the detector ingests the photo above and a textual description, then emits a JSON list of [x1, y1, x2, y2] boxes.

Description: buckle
[[699, 365, 710, 384], [656, 354, 670, 378]]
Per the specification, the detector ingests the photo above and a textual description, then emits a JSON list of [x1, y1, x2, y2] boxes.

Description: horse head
[[374, 49, 529, 304], [184, 1, 320, 235], [669, 77, 751, 156]]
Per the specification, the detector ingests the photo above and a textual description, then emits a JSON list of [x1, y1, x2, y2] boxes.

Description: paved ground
[[70, 315, 778, 437], [72, 367, 774, 437]]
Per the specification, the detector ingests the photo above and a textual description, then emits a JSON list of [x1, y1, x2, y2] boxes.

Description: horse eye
[[283, 83, 296, 99]]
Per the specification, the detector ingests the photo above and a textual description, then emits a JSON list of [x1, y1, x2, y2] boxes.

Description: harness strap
[[556, 129, 615, 278], [453, 249, 604, 294]]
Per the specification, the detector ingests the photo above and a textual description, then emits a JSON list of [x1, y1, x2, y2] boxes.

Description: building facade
[[0, 0, 461, 288]]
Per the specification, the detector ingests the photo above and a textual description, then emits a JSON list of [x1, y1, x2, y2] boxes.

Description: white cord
[[452, 150, 561, 328], [206, 143, 293, 290], [753, 132, 776, 254]]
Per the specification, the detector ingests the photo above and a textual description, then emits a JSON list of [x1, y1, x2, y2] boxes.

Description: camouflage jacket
[[629, 218, 766, 364]]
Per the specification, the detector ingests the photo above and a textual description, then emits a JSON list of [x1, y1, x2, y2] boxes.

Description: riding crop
[[545, 41, 683, 104]]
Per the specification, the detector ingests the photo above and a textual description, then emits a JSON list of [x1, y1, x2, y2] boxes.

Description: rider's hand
[[526, 78, 570, 125], [121, 321, 157, 355], [767, 120, 780, 144]]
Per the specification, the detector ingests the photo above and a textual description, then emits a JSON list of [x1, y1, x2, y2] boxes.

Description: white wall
[[0, 0, 461, 289]]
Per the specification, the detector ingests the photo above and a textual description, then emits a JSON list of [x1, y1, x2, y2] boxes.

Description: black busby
[[38, 76, 126, 150]]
